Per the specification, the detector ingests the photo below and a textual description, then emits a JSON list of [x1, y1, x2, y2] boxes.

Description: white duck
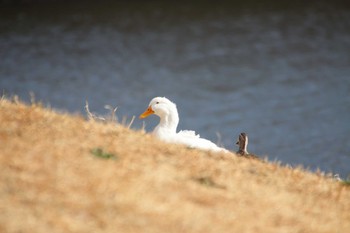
[[139, 97, 228, 153]]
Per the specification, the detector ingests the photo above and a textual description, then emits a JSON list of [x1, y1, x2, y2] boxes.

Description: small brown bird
[[236, 132, 259, 159]]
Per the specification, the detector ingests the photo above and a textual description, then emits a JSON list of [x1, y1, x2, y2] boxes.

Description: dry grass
[[0, 98, 349, 233]]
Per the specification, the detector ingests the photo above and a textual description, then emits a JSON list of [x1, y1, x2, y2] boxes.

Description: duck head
[[139, 97, 178, 119]]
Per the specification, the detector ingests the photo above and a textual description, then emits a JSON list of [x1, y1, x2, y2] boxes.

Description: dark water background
[[1, 1, 349, 178]]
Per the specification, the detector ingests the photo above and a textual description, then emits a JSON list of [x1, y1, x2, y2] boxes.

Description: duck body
[[140, 97, 228, 153]]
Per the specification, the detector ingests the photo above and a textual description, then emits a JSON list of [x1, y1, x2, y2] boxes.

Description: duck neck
[[155, 107, 179, 135]]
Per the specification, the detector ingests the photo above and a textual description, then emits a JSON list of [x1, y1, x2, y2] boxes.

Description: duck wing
[[176, 130, 227, 152], [178, 130, 200, 138]]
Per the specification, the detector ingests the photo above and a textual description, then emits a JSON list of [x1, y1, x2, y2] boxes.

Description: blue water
[[1, 1, 349, 178]]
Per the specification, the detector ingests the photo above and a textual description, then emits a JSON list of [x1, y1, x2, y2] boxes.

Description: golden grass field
[[0, 98, 349, 233]]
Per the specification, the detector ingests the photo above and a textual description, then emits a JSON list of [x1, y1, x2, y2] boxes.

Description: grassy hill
[[0, 98, 349, 233]]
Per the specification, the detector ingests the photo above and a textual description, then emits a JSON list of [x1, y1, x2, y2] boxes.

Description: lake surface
[[1, 1, 349, 178]]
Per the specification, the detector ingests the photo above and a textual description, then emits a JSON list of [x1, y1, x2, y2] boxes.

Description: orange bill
[[139, 106, 154, 119]]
